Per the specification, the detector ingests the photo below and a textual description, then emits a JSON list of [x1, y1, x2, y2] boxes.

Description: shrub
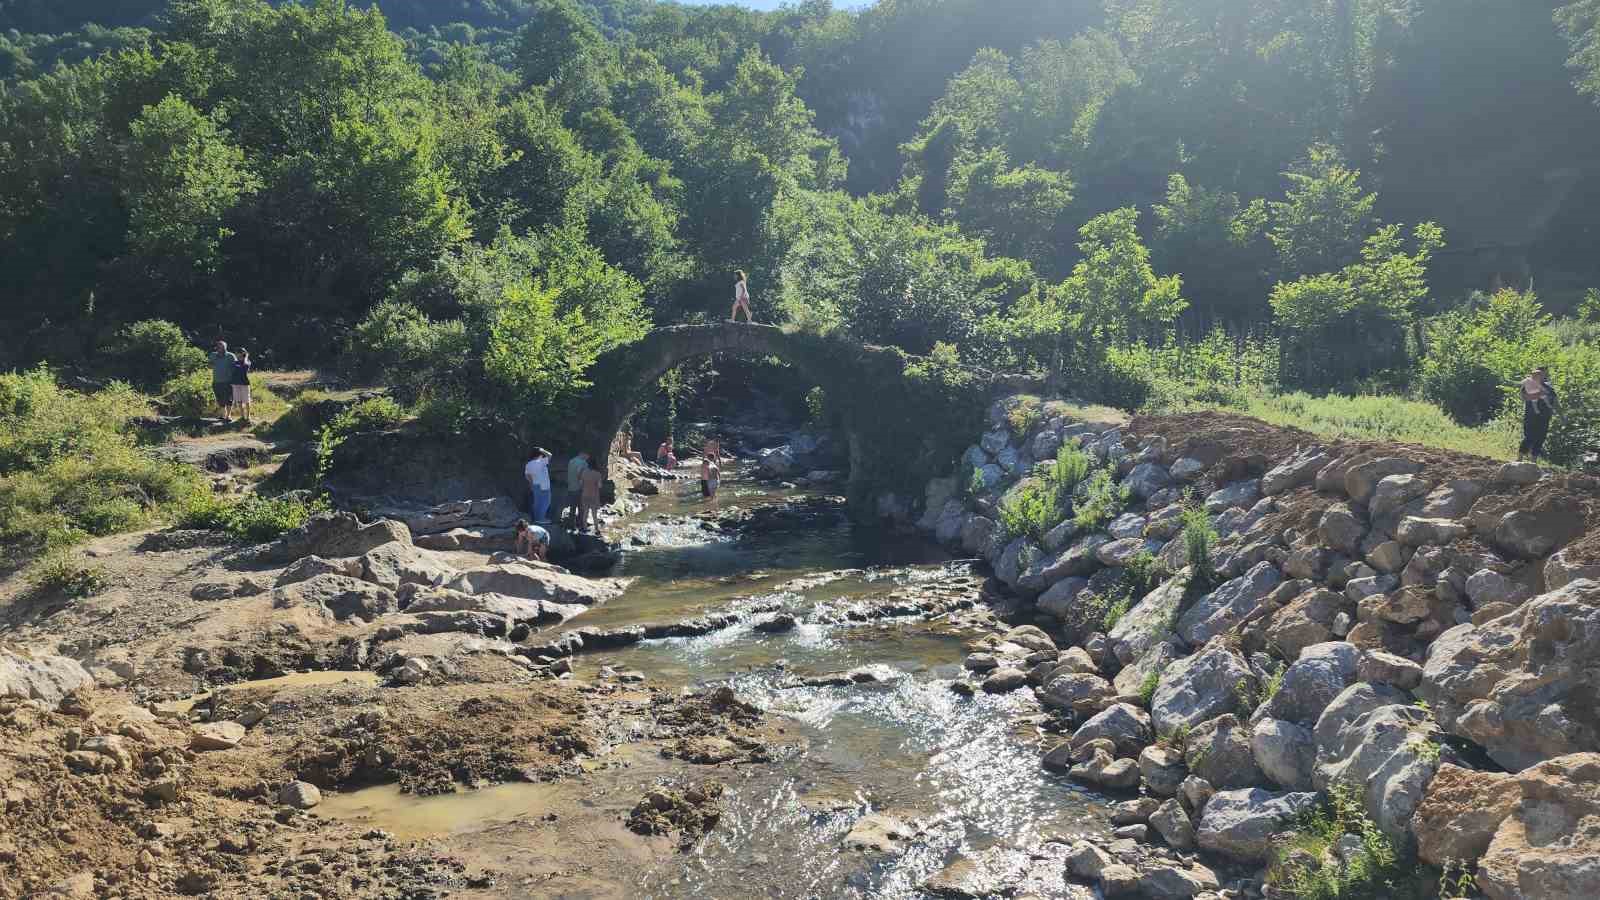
[[1270, 783, 1414, 900], [160, 369, 220, 418], [177, 490, 326, 542], [100, 319, 208, 392], [1073, 468, 1129, 530], [26, 550, 109, 598], [1137, 670, 1160, 706], [1419, 290, 1555, 425], [331, 396, 407, 434], [998, 442, 1093, 541], [0, 369, 207, 563], [1102, 594, 1133, 631], [1181, 505, 1219, 588]]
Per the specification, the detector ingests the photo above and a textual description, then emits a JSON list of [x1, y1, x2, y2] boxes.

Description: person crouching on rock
[[514, 519, 549, 562]]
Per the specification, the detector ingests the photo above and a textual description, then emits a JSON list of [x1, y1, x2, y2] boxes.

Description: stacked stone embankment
[[918, 395, 1600, 899]]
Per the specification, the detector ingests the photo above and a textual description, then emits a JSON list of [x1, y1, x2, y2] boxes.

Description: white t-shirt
[[735, 280, 749, 303], [524, 457, 550, 490]]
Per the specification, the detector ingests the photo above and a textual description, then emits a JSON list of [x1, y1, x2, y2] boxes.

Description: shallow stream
[[326, 464, 1113, 898]]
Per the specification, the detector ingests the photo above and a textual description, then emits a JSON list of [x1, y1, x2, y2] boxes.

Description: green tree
[[1557, 1, 1600, 104], [1151, 173, 1273, 322], [1268, 144, 1378, 278], [945, 147, 1074, 272], [1056, 207, 1187, 347], [120, 94, 258, 278]]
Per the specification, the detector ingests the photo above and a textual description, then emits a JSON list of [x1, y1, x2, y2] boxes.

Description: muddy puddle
[[320, 464, 1112, 898], [159, 669, 382, 714]]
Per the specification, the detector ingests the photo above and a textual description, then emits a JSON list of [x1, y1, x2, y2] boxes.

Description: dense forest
[[4, 0, 1600, 460]]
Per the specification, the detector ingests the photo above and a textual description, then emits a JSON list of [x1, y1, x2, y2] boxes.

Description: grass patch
[[0, 369, 210, 566], [1219, 390, 1517, 460], [1137, 670, 1160, 706], [1073, 467, 1130, 530], [1181, 504, 1220, 591], [26, 549, 110, 598], [159, 368, 291, 424], [999, 443, 1093, 542], [1270, 783, 1417, 900], [177, 490, 327, 543]]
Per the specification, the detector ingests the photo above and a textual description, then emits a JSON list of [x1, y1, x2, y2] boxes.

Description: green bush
[[998, 442, 1093, 541], [1182, 505, 1220, 589], [1270, 783, 1415, 900], [26, 549, 109, 598], [331, 396, 407, 435], [0, 369, 207, 563], [100, 319, 208, 393], [1074, 468, 1129, 530], [345, 299, 472, 397], [159, 368, 220, 418], [177, 490, 326, 543], [1419, 289, 1555, 425]]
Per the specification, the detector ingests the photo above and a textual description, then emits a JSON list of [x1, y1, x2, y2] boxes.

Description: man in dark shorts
[[209, 340, 238, 420]]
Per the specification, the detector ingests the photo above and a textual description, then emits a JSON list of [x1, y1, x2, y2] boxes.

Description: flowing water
[[324, 463, 1113, 898]]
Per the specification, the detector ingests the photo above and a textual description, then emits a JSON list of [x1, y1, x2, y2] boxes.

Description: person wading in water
[[1518, 366, 1558, 463]]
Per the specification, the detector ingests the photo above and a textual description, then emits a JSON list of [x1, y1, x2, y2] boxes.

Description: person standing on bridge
[[730, 270, 753, 323]]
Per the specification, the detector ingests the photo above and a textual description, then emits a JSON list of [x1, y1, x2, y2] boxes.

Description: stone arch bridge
[[571, 323, 1006, 513]]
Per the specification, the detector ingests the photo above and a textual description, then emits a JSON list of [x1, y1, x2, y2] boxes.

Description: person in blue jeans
[[524, 447, 552, 523]]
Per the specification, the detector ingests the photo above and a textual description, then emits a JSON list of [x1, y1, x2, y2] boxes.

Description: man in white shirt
[[524, 447, 552, 524]]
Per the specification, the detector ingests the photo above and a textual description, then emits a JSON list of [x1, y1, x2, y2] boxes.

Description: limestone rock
[[1171, 457, 1207, 482], [843, 813, 914, 854], [1108, 513, 1148, 540], [1149, 798, 1196, 850], [1464, 568, 1533, 607], [1420, 580, 1600, 770], [1364, 540, 1408, 574], [259, 512, 410, 564], [1037, 577, 1088, 619], [1545, 547, 1600, 592], [1420, 480, 1484, 519], [1371, 474, 1433, 520], [1264, 589, 1347, 661], [1196, 788, 1318, 863], [1252, 718, 1316, 791], [1097, 537, 1163, 568], [191, 721, 246, 751], [1039, 672, 1116, 716], [278, 781, 322, 809], [1113, 639, 1182, 698], [359, 540, 454, 591], [1138, 863, 1219, 900], [1069, 749, 1141, 790], [1494, 507, 1585, 560], [274, 554, 361, 586], [444, 563, 619, 607], [0, 646, 93, 707], [1358, 650, 1423, 691], [1477, 753, 1600, 900], [1109, 575, 1188, 666], [1312, 682, 1411, 751], [982, 668, 1028, 693], [996, 537, 1044, 591], [1139, 744, 1188, 797], [1411, 763, 1518, 867], [1345, 457, 1423, 506], [1204, 480, 1261, 514], [1127, 463, 1175, 500], [1151, 645, 1256, 736], [1262, 641, 1360, 727], [270, 574, 398, 622], [1176, 561, 1282, 647], [1314, 702, 1439, 841], [1318, 504, 1367, 555], [1262, 447, 1330, 497], [1492, 461, 1543, 486], [1396, 516, 1467, 547], [960, 516, 1003, 560], [1184, 714, 1265, 790], [1070, 703, 1152, 758]]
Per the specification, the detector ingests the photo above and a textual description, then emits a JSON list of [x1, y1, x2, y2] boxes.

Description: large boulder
[[1108, 575, 1188, 666], [1544, 547, 1600, 592], [996, 538, 1044, 591], [400, 585, 583, 628], [1345, 457, 1423, 507], [271, 574, 398, 622], [1477, 753, 1600, 900], [919, 477, 960, 531], [1252, 718, 1316, 791], [1370, 473, 1433, 521], [359, 541, 454, 591], [1176, 561, 1282, 647], [1313, 702, 1440, 841], [1411, 764, 1520, 867], [1318, 504, 1367, 555], [444, 563, 620, 608], [0, 646, 93, 706], [1126, 463, 1174, 500], [275, 554, 361, 586], [1205, 480, 1262, 514], [1261, 447, 1330, 497], [1151, 645, 1256, 736], [1311, 682, 1411, 751], [1113, 639, 1183, 698], [960, 516, 1004, 560], [1184, 714, 1265, 789], [1096, 537, 1162, 568], [1261, 641, 1360, 727], [1419, 480, 1485, 519], [1196, 788, 1318, 863], [1070, 703, 1152, 758], [258, 512, 411, 564], [1264, 589, 1348, 661], [1039, 672, 1116, 716], [1419, 579, 1600, 771], [1493, 506, 1585, 560], [1139, 744, 1188, 797], [934, 500, 968, 545]]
